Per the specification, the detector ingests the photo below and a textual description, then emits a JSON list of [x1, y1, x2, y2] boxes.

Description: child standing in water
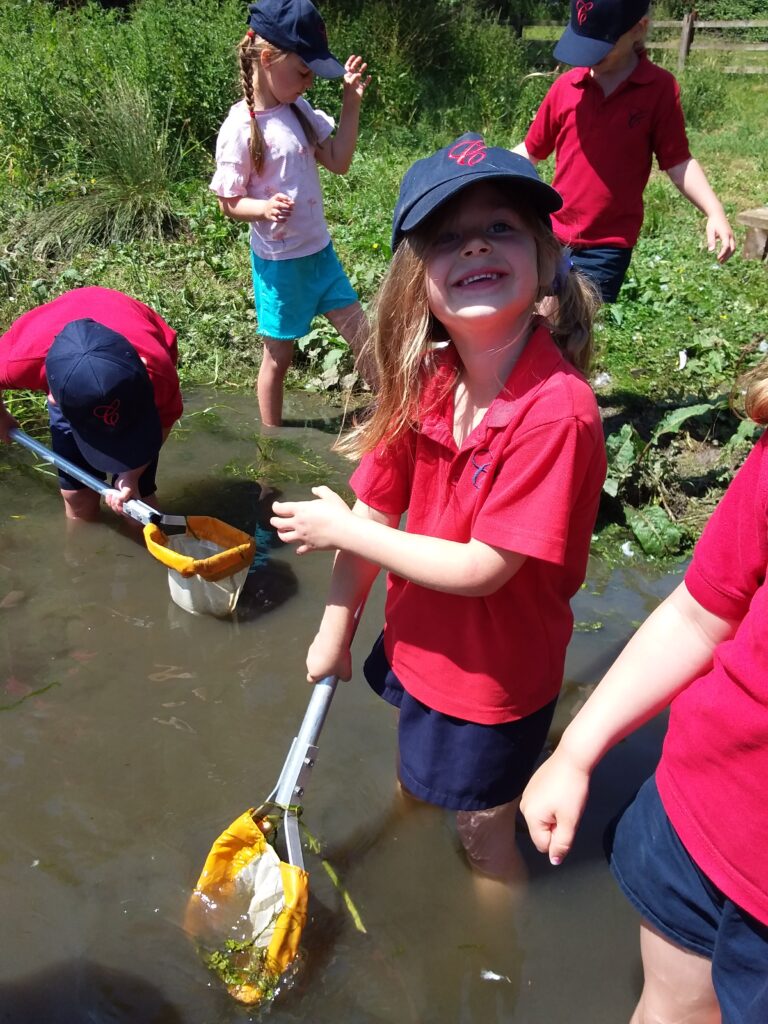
[[271, 135, 606, 880], [513, 0, 734, 302], [520, 367, 768, 1020], [210, 0, 370, 426]]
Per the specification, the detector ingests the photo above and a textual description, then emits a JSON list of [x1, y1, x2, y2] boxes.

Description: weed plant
[[25, 80, 185, 255]]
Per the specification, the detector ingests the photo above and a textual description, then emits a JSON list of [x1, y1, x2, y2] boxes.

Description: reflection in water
[[0, 389, 684, 1023], [0, 960, 183, 1024]]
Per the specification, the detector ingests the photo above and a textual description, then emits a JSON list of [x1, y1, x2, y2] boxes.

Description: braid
[[238, 33, 266, 172]]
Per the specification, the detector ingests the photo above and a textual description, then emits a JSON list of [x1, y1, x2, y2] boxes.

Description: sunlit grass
[[25, 79, 185, 256]]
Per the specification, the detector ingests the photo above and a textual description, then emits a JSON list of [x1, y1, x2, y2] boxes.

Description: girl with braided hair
[[210, 0, 370, 426]]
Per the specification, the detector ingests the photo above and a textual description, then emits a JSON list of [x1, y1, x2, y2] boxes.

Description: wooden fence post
[[678, 10, 697, 70]]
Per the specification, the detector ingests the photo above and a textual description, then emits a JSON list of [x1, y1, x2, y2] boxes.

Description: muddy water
[[0, 389, 682, 1024]]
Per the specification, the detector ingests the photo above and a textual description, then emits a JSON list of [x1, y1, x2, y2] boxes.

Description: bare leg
[[257, 336, 295, 427], [324, 302, 373, 386], [456, 798, 528, 886], [61, 488, 101, 522], [630, 920, 720, 1024]]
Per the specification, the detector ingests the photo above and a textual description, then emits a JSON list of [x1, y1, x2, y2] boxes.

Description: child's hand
[[104, 466, 146, 515], [343, 55, 371, 101], [706, 211, 735, 263], [306, 630, 352, 683], [271, 485, 352, 554], [264, 192, 294, 223], [519, 750, 591, 866], [0, 408, 19, 443]]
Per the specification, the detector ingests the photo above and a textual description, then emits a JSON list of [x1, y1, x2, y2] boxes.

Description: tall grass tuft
[[26, 80, 184, 256]]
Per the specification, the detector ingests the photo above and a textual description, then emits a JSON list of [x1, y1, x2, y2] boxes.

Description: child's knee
[[261, 337, 294, 374], [456, 801, 524, 881]]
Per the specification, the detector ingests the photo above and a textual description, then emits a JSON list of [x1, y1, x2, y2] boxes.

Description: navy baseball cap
[[247, 0, 344, 78], [45, 319, 162, 474], [391, 133, 562, 251], [554, 0, 650, 67]]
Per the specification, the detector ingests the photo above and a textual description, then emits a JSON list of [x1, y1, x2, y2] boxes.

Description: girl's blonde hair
[[237, 32, 317, 173], [744, 359, 768, 425], [339, 193, 599, 459]]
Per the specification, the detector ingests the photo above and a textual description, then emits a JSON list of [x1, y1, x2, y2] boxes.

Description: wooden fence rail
[[649, 12, 768, 71], [524, 16, 768, 74]]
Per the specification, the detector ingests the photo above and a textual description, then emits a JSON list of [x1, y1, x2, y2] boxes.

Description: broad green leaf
[[626, 505, 684, 558], [651, 402, 719, 444]]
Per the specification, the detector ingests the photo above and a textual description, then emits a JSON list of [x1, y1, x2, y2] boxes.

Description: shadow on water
[[0, 387, 686, 1024], [0, 960, 183, 1024]]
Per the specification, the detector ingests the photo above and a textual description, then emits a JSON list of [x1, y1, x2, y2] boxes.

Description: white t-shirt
[[210, 97, 335, 261]]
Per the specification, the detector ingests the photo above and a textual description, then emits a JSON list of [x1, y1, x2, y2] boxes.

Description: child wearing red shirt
[[521, 369, 768, 1020], [271, 134, 606, 881], [514, 0, 734, 302], [0, 287, 182, 520]]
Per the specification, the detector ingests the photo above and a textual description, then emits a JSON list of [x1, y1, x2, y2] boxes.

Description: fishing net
[[144, 516, 256, 617], [185, 810, 309, 1006]]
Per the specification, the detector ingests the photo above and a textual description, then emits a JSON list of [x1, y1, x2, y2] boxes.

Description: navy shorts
[[363, 633, 556, 812], [570, 245, 632, 303], [48, 400, 158, 497], [606, 775, 768, 1024]]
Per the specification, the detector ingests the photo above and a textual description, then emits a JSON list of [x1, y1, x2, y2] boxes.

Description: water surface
[[0, 389, 682, 1023]]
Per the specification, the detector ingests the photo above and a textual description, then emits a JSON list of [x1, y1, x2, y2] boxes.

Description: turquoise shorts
[[250, 243, 358, 340]]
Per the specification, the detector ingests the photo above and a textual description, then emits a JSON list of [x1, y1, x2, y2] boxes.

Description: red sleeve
[[524, 82, 561, 162], [349, 432, 417, 516], [150, 363, 183, 429], [473, 415, 605, 564], [685, 435, 768, 620], [0, 321, 49, 391], [133, 296, 178, 366], [652, 74, 691, 171]]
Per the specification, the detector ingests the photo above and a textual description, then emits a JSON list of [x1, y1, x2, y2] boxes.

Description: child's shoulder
[[219, 99, 250, 129], [634, 52, 681, 90], [525, 327, 602, 427], [544, 65, 589, 96]]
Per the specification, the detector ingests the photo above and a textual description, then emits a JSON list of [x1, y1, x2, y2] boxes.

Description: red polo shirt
[[657, 433, 768, 926], [350, 325, 606, 725], [525, 53, 691, 248], [0, 287, 182, 429]]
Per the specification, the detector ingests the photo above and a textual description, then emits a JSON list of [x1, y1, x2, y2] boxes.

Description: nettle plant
[[604, 402, 759, 558]]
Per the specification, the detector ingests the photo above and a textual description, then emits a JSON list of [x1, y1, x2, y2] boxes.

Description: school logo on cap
[[94, 398, 121, 427], [448, 139, 488, 167], [576, 0, 594, 26]]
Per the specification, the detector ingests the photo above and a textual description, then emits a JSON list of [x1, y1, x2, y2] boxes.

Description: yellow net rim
[[143, 516, 256, 581]]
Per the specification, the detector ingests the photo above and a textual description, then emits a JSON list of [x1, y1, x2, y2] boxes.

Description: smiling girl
[[271, 134, 606, 879], [210, 0, 370, 426]]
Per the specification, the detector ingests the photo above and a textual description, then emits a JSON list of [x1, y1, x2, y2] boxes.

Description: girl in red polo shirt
[[520, 368, 768, 1020], [271, 134, 607, 880]]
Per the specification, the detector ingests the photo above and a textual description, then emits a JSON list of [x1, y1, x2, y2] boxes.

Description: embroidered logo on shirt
[[628, 108, 648, 128], [94, 399, 120, 426], [448, 139, 487, 167], [576, 0, 594, 26], [471, 448, 492, 488]]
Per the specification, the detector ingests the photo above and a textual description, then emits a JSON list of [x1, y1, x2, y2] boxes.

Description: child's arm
[[315, 56, 371, 175], [217, 194, 294, 224], [510, 142, 540, 166], [306, 499, 396, 682], [665, 158, 736, 263], [271, 485, 526, 596], [0, 393, 18, 442], [520, 580, 738, 864]]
